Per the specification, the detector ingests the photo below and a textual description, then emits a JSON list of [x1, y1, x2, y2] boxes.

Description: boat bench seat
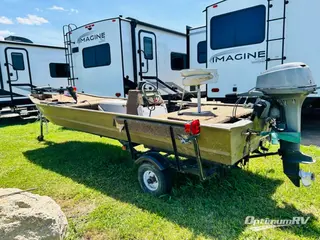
[[98, 99, 127, 114]]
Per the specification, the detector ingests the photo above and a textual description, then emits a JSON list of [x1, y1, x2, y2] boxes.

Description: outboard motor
[[256, 62, 317, 187]]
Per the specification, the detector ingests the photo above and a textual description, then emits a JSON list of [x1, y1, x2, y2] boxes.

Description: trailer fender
[[135, 152, 171, 171]]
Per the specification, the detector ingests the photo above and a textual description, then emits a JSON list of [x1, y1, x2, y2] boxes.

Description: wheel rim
[[143, 170, 159, 191]]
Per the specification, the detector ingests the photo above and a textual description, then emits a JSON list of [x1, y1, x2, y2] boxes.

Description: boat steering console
[[141, 82, 162, 106], [136, 82, 167, 117]]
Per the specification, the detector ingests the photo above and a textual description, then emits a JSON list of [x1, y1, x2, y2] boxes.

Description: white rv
[[187, 26, 207, 94], [0, 37, 69, 112], [202, 0, 320, 106], [64, 17, 188, 98]]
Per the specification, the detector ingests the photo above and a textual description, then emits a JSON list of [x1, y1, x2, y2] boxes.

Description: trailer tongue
[[30, 63, 316, 195]]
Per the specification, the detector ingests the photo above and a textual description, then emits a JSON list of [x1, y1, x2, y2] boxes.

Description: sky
[[0, 0, 214, 46]]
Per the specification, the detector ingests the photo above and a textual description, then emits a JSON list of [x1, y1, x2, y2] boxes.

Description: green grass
[[0, 118, 319, 240]]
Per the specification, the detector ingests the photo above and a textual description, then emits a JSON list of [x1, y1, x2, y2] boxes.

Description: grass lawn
[[0, 118, 319, 240]]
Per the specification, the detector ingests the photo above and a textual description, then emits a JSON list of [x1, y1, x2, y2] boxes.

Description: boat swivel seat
[[179, 69, 219, 116]]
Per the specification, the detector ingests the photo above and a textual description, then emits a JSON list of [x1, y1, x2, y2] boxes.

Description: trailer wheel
[[138, 163, 172, 196]]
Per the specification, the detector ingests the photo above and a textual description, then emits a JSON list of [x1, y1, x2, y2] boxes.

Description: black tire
[[37, 135, 44, 142], [138, 163, 172, 196]]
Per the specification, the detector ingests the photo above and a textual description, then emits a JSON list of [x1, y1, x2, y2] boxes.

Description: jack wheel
[[138, 163, 172, 196], [37, 135, 44, 142]]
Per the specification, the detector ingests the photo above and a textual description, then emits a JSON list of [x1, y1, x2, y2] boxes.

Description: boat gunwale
[[35, 101, 253, 131]]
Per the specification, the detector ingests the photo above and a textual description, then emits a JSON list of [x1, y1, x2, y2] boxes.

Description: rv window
[[171, 52, 187, 71], [143, 37, 153, 60], [49, 63, 70, 78], [11, 52, 25, 71], [210, 5, 266, 50], [197, 41, 207, 64], [83, 43, 111, 68]]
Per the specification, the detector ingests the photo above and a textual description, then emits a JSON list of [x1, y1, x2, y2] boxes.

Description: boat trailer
[[34, 63, 317, 195]]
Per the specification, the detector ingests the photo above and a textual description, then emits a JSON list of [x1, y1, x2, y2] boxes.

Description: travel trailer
[[201, 0, 320, 106], [0, 37, 69, 115], [63, 17, 189, 98], [187, 26, 206, 94]]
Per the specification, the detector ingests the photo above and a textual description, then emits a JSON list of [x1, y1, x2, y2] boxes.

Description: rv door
[[138, 31, 157, 82], [4, 48, 33, 96]]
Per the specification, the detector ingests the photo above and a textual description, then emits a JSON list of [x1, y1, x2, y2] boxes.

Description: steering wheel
[[141, 82, 162, 104]]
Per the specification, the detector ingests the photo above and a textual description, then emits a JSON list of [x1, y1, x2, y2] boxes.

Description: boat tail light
[[211, 88, 219, 93], [185, 122, 191, 134], [73, 86, 77, 92], [191, 119, 201, 135], [213, 4, 218, 8], [185, 119, 200, 135], [112, 19, 116, 22], [115, 93, 121, 97]]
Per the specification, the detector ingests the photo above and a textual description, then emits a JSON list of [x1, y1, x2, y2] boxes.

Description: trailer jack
[[37, 112, 48, 142]]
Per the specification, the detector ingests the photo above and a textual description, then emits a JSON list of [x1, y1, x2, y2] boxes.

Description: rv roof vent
[[4, 36, 33, 43]]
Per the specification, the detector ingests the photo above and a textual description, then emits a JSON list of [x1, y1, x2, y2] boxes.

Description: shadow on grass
[[0, 117, 37, 127], [24, 141, 319, 239]]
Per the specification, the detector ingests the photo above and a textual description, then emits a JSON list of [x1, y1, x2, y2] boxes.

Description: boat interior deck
[[154, 105, 252, 124], [37, 93, 126, 109], [33, 93, 252, 125]]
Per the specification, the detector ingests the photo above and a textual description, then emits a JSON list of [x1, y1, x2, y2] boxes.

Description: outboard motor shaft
[[256, 63, 317, 187]]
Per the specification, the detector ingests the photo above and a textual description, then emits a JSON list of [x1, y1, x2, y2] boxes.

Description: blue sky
[[0, 0, 214, 46]]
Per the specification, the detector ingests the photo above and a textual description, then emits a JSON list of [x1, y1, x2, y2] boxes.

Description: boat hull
[[35, 102, 262, 166]]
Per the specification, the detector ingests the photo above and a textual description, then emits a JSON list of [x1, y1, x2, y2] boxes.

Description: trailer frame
[[37, 112, 228, 195]]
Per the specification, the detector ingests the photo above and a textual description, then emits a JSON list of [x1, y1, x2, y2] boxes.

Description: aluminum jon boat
[[30, 64, 316, 195], [30, 91, 259, 166]]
